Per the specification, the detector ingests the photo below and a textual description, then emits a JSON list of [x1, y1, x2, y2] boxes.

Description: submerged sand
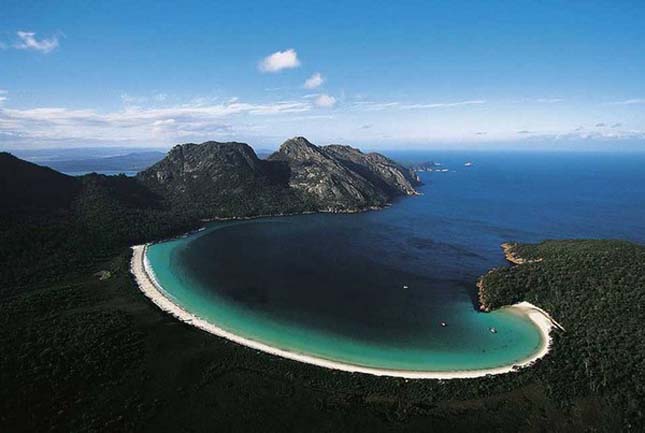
[[131, 244, 561, 379]]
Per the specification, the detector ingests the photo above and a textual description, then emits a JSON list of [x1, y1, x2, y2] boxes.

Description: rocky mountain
[[140, 136, 421, 216], [322, 143, 420, 196], [268, 137, 420, 211]]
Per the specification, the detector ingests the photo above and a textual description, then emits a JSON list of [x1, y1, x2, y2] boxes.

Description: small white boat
[[490, 327, 497, 334], [441, 321, 447, 327], [464, 161, 473, 167], [403, 285, 408, 289]]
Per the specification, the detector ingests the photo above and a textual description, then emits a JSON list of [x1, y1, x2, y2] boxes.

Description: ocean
[[145, 150, 645, 372]]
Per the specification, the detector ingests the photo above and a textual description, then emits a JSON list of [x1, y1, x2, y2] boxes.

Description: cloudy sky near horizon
[[1, 0, 645, 150]]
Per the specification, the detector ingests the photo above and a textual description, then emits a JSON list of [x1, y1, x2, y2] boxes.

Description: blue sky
[[1, 0, 645, 150]]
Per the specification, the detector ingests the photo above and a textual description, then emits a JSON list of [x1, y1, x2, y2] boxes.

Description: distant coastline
[[131, 243, 560, 379]]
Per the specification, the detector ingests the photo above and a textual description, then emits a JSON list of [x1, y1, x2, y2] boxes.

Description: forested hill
[[478, 239, 645, 429]]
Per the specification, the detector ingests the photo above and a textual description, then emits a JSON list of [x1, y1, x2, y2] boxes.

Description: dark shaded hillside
[[0, 155, 189, 292], [0, 152, 80, 220]]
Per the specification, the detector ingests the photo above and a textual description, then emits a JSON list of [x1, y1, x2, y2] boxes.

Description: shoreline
[[131, 244, 559, 380]]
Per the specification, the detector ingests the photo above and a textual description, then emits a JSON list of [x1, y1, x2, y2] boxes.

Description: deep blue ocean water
[[146, 151, 645, 371]]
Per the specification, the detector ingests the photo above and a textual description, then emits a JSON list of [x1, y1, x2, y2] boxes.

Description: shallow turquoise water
[[147, 224, 542, 371]]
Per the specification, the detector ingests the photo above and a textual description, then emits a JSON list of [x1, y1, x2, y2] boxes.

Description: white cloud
[[0, 97, 313, 146], [351, 101, 400, 111], [304, 72, 324, 89], [352, 99, 486, 111], [259, 49, 300, 73], [399, 100, 486, 109], [14, 31, 59, 53], [314, 94, 336, 108], [608, 98, 645, 105], [535, 98, 563, 103], [121, 93, 148, 105]]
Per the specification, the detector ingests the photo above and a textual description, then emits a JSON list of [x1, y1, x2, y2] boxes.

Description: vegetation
[[1, 151, 644, 432], [479, 240, 645, 429]]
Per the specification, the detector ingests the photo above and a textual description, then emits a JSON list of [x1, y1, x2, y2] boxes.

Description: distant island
[[410, 160, 439, 172]]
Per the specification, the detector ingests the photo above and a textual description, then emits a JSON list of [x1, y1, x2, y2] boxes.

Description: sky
[[1, 0, 645, 151]]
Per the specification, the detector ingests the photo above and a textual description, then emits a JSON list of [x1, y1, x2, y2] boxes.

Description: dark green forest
[[1, 152, 644, 432]]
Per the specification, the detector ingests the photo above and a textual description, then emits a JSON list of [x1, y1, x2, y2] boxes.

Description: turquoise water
[[147, 232, 542, 371], [145, 151, 645, 372]]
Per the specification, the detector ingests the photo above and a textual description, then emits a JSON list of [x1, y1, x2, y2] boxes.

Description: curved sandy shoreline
[[131, 244, 561, 379]]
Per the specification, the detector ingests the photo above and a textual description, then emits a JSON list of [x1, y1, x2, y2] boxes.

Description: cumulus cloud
[[259, 49, 300, 73], [14, 31, 59, 53], [304, 72, 324, 89], [314, 94, 336, 108]]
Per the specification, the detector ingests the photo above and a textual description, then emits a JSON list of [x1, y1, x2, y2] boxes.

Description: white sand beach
[[131, 244, 562, 380]]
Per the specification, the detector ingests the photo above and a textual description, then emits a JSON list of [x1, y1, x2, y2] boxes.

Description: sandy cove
[[131, 244, 561, 380]]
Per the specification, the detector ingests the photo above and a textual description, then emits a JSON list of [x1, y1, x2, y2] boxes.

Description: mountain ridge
[[138, 136, 421, 217]]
